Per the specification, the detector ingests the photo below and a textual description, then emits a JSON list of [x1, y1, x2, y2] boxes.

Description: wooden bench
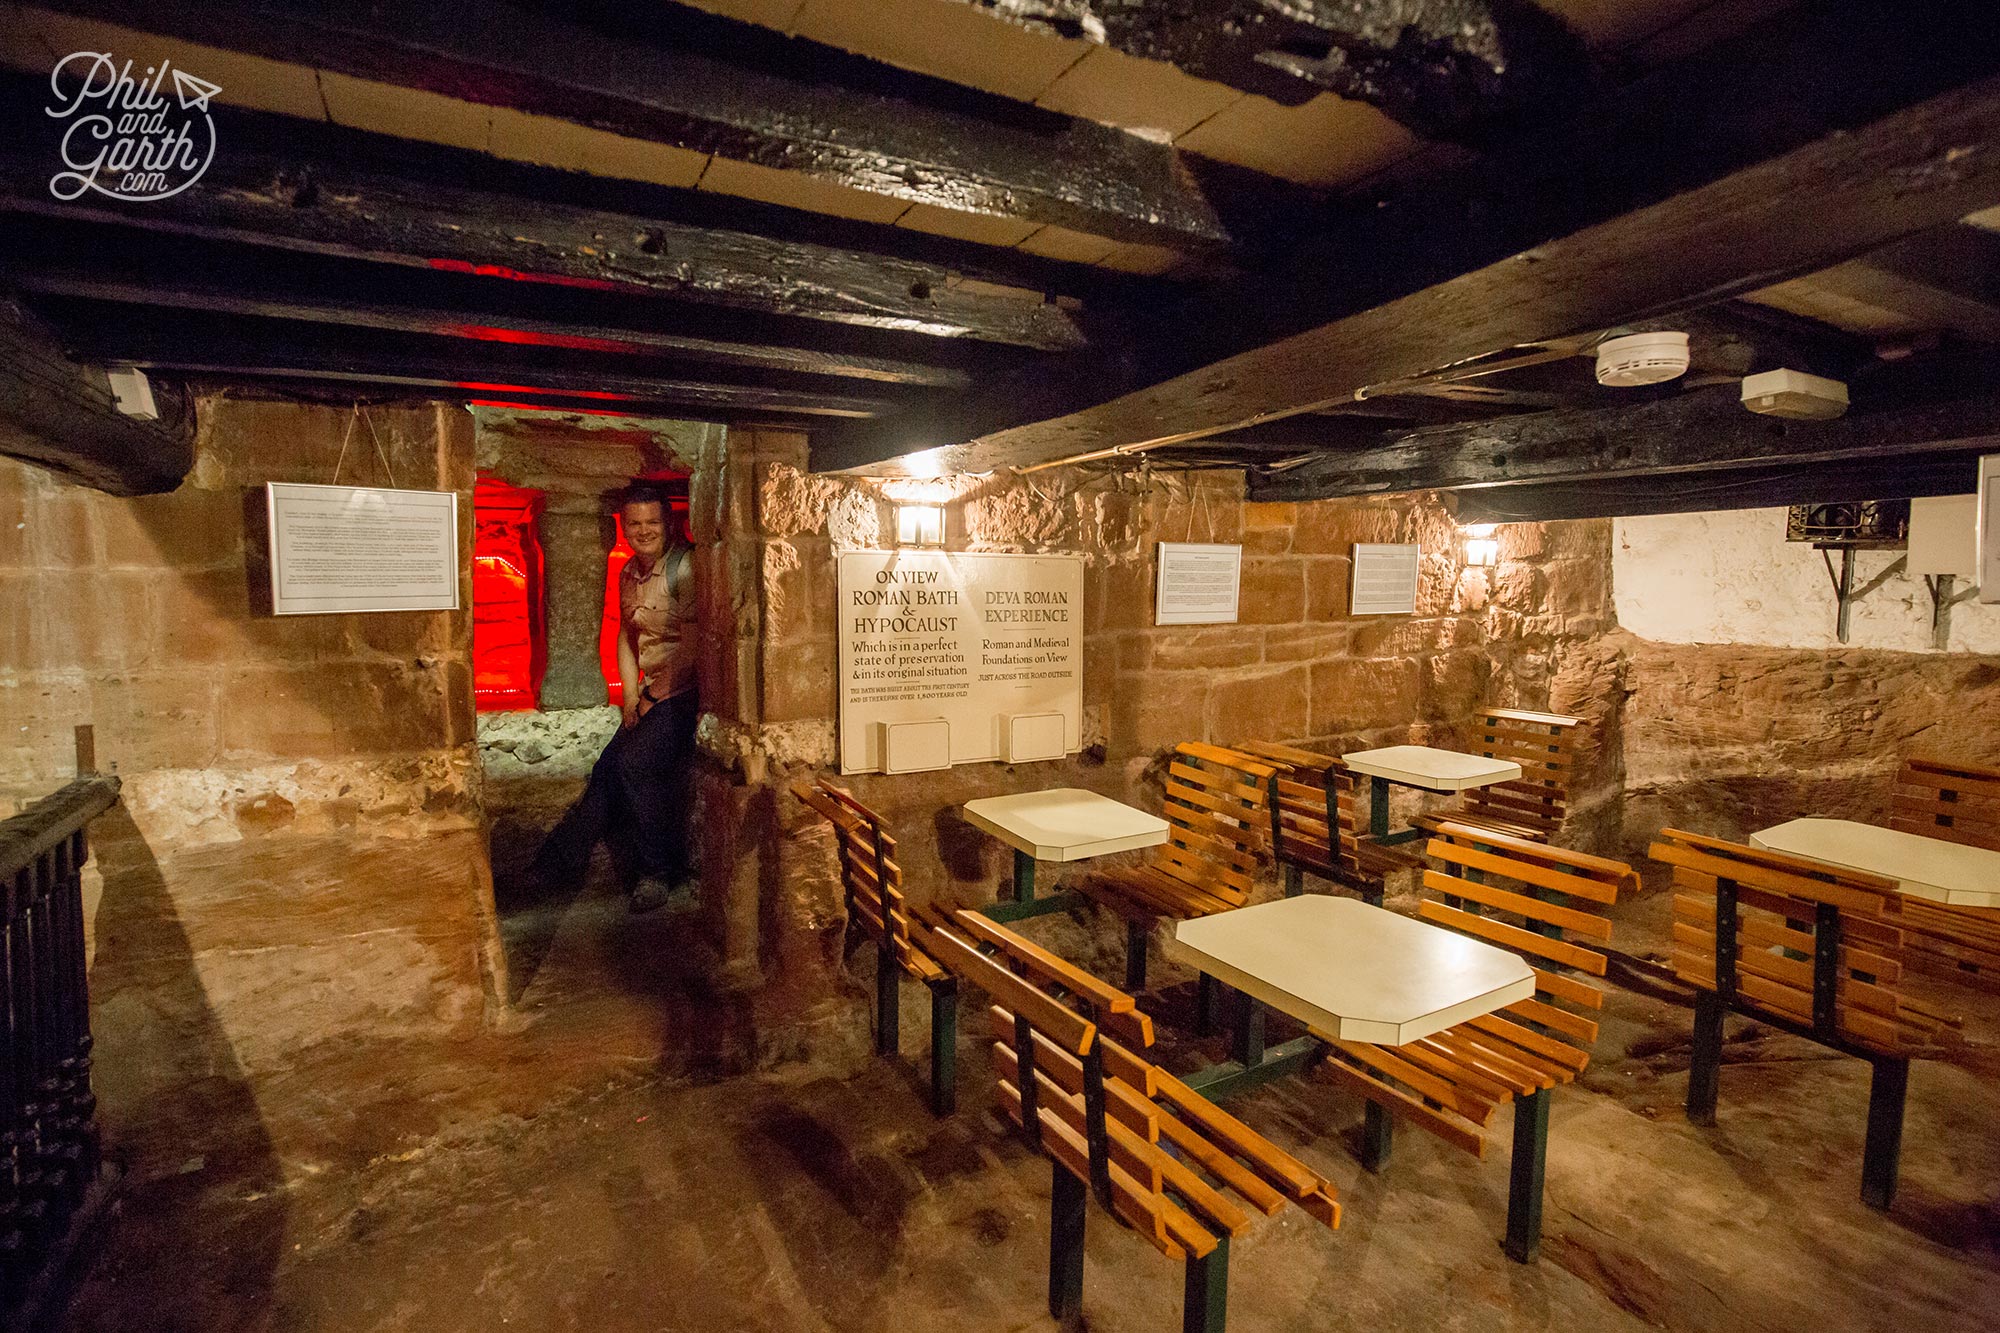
[[912, 908, 1339, 1333], [1651, 828, 1963, 1210], [1413, 707, 1581, 843], [1312, 823, 1634, 1262], [1233, 741, 1422, 906], [792, 779, 959, 1114], [1888, 755, 2000, 992], [1075, 742, 1277, 992]]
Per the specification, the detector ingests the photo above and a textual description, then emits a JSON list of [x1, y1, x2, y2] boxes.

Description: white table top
[[962, 788, 1170, 862], [1171, 896, 1536, 1045], [1750, 818, 2000, 909], [1342, 745, 1523, 793]]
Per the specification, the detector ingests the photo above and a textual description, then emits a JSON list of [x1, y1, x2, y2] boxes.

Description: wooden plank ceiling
[[2, 0, 1999, 513]]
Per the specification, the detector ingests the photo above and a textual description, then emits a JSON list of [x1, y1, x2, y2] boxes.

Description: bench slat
[[1317, 1056, 1488, 1158], [1418, 901, 1608, 975]]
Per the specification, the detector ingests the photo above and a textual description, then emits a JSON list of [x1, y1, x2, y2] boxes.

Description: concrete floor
[[53, 843, 2000, 1333]]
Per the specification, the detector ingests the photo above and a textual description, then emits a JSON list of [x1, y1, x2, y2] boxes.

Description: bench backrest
[[1231, 741, 1361, 879], [1420, 824, 1632, 1056], [1649, 828, 1958, 1056], [1457, 708, 1580, 838], [1891, 756, 2000, 851], [791, 779, 941, 983], [1155, 742, 1278, 910], [916, 910, 1339, 1262]]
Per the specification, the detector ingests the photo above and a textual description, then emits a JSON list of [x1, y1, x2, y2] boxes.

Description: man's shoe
[[630, 874, 697, 914]]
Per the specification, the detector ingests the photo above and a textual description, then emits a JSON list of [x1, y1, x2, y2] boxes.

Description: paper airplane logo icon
[[171, 67, 220, 111]]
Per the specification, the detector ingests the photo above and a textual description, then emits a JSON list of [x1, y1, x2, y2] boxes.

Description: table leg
[[1861, 1056, 1909, 1211], [1124, 919, 1149, 991], [1231, 994, 1264, 1068], [1505, 1088, 1550, 1264], [1361, 1101, 1393, 1173], [1014, 849, 1037, 904], [1370, 775, 1391, 841], [1196, 972, 1221, 1036]]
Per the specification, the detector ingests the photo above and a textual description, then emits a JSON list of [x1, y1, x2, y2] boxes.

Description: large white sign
[[1155, 542, 1242, 625], [837, 551, 1083, 775], [266, 482, 460, 615]]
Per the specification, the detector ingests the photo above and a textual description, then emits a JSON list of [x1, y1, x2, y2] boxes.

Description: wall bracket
[[1817, 547, 1908, 644], [1923, 573, 1983, 650]]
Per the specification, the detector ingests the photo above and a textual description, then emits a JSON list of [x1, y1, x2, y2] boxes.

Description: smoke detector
[[1742, 368, 1849, 420], [1595, 331, 1690, 387]]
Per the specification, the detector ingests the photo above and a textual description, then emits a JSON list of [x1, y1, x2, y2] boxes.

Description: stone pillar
[[539, 506, 610, 709]]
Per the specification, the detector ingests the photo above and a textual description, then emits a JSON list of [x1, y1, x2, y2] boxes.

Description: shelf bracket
[[1923, 573, 1982, 650], [1821, 547, 1857, 643]]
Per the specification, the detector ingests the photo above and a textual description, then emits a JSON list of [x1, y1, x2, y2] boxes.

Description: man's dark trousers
[[536, 690, 697, 884]]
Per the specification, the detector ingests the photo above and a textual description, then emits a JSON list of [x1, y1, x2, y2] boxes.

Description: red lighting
[[472, 475, 547, 712], [425, 257, 625, 293], [449, 324, 647, 355], [456, 381, 630, 401], [466, 398, 637, 418]]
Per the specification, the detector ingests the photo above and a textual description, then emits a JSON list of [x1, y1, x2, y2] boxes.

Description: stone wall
[[705, 430, 1620, 1049], [0, 399, 502, 1179], [2, 401, 481, 839]]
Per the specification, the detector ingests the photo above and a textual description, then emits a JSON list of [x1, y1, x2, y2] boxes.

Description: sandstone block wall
[[710, 429, 1623, 1036], [2, 402, 481, 838], [1, 400, 501, 1184]]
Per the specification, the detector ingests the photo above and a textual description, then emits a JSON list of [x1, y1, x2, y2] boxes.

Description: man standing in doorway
[[534, 483, 699, 912]]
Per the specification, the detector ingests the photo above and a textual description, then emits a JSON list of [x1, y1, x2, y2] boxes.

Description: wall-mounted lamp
[[1462, 523, 1499, 568], [895, 504, 944, 547]]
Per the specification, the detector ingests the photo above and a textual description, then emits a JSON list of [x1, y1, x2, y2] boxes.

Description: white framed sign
[[266, 482, 460, 615], [837, 550, 1083, 775], [1155, 542, 1242, 625], [1981, 454, 2000, 604], [1351, 543, 1420, 616]]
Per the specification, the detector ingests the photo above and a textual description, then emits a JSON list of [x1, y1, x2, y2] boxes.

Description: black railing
[[0, 729, 117, 1308]]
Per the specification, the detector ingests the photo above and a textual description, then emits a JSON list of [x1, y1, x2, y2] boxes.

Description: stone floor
[[50, 841, 2000, 1333]]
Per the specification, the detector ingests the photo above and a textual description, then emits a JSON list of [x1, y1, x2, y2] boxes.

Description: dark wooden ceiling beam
[[1447, 450, 1986, 523], [953, 0, 1593, 139], [195, 379, 830, 428], [0, 219, 991, 390], [0, 78, 1096, 355], [1251, 381, 2000, 503], [0, 303, 193, 496], [814, 2, 2000, 473], [37, 303, 907, 420], [1853, 221, 2000, 318], [29, 0, 1280, 251]]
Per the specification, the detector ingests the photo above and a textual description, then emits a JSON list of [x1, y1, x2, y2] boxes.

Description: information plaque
[[266, 482, 460, 616], [837, 550, 1083, 775], [1351, 543, 1421, 616], [1154, 542, 1242, 625]]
